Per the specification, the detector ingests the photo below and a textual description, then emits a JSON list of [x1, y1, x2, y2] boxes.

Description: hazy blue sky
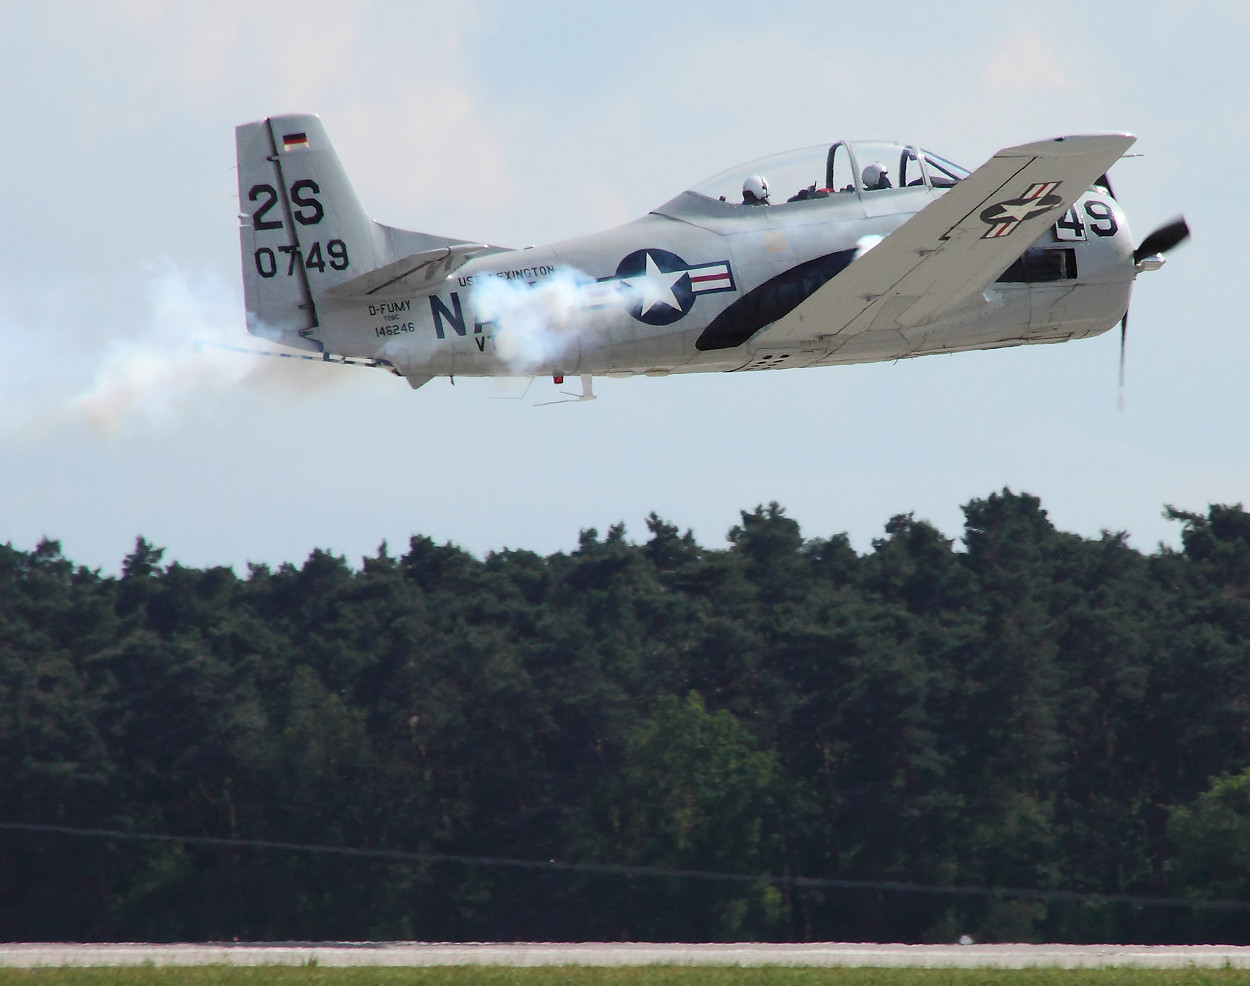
[[0, 1, 1243, 573]]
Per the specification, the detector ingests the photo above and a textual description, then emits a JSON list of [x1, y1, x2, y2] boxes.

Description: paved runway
[[4, 942, 1250, 969]]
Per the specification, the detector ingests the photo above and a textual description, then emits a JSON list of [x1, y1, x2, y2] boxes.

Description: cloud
[[981, 29, 1075, 95], [334, 84, 515, 241], [74, 2, 399, 115]]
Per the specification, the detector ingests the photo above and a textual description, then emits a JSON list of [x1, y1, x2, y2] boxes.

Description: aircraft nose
[[1103, 198, 1136, 277]]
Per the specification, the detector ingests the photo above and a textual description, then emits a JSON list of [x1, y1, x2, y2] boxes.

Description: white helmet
[[862, 163, 888, 188], [742, 174, 770, 204]]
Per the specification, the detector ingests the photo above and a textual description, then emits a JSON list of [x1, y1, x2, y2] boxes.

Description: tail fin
[[235, 113, 468, 351]]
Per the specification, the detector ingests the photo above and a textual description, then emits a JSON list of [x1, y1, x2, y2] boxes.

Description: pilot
[[862, 163, 892, 191], [742, 175, 770, 205]]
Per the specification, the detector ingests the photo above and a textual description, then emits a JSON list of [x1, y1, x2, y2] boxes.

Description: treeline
[[4, 490, 1250, 944]]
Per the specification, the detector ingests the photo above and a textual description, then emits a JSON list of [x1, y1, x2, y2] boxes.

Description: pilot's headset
[[742, 175, 770, 205]]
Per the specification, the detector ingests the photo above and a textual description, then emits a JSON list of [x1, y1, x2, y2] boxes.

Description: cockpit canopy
[[687, 140, 969, 205]]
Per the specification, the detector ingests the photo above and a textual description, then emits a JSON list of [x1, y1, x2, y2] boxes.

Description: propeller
[[1133, 217, 1191, 266], [1118, 215, 1191, 409]]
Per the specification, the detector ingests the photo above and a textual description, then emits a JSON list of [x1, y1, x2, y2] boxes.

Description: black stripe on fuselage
[[695, 248, 859, 351]]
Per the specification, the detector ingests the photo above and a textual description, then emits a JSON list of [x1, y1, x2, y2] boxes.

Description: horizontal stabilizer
[[323, 243, 488, 298]]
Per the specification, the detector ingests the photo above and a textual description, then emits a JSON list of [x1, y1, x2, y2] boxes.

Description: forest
[[4, 490, 1250, 945]]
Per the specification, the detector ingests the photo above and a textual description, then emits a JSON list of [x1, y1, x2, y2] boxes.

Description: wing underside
[[750, 133, 1136, 349]]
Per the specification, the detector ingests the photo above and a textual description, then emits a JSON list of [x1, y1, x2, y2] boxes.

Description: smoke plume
[[469, 267, 612, 374], [69, 266, 262, 435], [0, 265, 291, 439]]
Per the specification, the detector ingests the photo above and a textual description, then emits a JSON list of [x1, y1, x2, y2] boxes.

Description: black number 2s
[[248, 184, 283, 230]]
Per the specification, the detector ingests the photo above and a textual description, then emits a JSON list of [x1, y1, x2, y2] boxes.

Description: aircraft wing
[[751, 133, 1135, 348], [322, 243, 488, 298]]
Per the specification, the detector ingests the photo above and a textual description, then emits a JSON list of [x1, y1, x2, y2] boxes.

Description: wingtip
[[1001, 133, 1137, 159]]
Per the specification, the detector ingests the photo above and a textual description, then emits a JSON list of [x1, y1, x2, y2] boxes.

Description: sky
[[0, 0, 1245, 574]]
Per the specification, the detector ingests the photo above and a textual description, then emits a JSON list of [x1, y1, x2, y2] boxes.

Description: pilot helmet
[[862, 163, 888, 188], [742, 174, 770, 204]]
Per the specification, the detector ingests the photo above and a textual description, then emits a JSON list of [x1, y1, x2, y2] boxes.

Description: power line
[[2, 821, 1245, 912]]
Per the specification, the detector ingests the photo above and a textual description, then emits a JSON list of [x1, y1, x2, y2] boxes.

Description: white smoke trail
[[469, 267, 613, 374], [69, 265, 262, 435], [3, 260, 608, 437], [0, 263, 360, 442], [854, 234, 883, 259]]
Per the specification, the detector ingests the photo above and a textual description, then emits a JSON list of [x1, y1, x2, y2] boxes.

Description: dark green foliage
[[2, 494, 1250, 943], [10, 968, 1250, 986]]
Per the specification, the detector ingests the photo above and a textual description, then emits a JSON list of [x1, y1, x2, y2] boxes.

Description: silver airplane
[[235, 114, 1189, 395]]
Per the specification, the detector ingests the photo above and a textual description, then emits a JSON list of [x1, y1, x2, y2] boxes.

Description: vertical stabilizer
[[237, 113, 498, 356], [236, 114, 384, 351]]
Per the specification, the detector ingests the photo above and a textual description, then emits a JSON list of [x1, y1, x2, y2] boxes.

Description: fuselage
[[236, 118, 1140, 385], [311, 184, 1134, 381]]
